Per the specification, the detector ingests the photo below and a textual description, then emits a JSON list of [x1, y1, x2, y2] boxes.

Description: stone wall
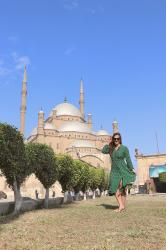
[[136, 154, 166, 186]]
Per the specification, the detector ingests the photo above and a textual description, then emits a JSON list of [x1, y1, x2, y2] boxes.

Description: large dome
[[59, 121, 93, 134], [50, 102, 82, 118]]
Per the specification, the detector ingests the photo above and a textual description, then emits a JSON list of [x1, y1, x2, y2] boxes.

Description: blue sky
[[0, 0, 166, 165]]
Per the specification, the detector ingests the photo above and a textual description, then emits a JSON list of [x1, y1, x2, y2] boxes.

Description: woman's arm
[[124, 147, 134, 170], [102, 144, 110, 154]]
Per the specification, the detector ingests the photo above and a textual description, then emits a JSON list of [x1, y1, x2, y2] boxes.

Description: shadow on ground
[[0, 201, 75, 226], [97, 203, 119, 209]]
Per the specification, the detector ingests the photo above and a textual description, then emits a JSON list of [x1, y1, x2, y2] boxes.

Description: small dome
[[96, 130, 110, 136], [50, 102, 82, 118], [59, 121, 92, 134], [70, 140, 95, 148], [44, 123, 56, 130]]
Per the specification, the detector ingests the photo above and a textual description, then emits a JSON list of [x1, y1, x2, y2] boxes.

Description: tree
[[56, 154, 75, 192], [97, 168, 105, 193], [98, 169, 109, 194], [72, 160, 84, 195], [104, 171, 110, 191], [25, 143, 58, 208], [159, 172, 166, 183], [72, 160, 91, 200], [79, 162, 91, 194], [89, 167, 101, 198], [0, 123, 30, 214]]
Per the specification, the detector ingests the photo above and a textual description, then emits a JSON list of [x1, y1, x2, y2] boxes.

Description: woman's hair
[[109, 132, 122, 156]]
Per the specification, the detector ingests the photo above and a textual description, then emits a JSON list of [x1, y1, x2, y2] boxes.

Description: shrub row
[[0, 123, 109, 214]]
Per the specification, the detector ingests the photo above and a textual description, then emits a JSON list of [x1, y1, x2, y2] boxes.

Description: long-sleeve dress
[[102, 144, 136, 195]]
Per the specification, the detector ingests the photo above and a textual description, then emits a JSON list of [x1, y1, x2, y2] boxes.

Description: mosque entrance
[[153, 178, 166, 193]]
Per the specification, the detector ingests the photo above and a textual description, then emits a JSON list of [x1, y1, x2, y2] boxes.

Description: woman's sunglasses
[[113, 137, 120, 141]]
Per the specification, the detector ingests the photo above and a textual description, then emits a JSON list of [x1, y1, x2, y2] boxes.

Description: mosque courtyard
[[0, 195, 165, 250]]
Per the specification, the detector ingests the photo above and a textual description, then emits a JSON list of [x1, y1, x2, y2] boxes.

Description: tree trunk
[[63, 191, 68, 203], [83, 193, 87, 200], [75, 192, 79, 201], [44, 188, 49, 209], [13, 181, 22, 215], [63, 191, 73, 203], [93, 191, 96, 199]]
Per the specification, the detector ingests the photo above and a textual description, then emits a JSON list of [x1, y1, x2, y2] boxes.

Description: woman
[[102, 132, 136, 212]]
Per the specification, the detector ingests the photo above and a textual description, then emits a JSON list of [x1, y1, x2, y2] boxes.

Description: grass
[[0, 195, 166, 250]]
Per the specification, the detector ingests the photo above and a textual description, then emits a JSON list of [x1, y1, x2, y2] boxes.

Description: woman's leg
[[115, 189, 121, 208], [115, 181, 126, 212], [118, 180, 125, 211], [115, 180, 124, 212], [121, 191, 126, 209]]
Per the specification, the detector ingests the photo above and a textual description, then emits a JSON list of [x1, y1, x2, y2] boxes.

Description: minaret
[[20, 66, 27, 135], [79, 78, 84, 118], [37, 109, 44, 143], [112, 119, 119, 134], [87, 113, 92, 129]]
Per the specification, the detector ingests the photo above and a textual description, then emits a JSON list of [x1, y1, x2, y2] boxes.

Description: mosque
[[21, 67, 119, 170], [0, 67, 119, 199]]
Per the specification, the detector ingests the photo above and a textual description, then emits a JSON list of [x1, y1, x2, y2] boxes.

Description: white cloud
[[88, 9, 96, 15], [15, 56, 31, 70], [87, 4, 104, 15], [8, 35, 19, 43], [64, 0, 79, 10], [0, 52, 31, 88], [11, 52, 31, 69], [64, 47, 76, 56]]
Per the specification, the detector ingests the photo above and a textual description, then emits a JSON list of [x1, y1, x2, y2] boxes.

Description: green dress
[[102, 144, 136, 195]]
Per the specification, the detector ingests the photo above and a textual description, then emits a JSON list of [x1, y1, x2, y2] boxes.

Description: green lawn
[[0, 195, 166, 250]]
